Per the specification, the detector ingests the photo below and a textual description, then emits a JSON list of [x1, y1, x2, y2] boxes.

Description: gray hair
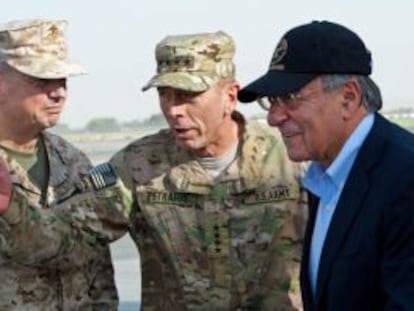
[[320, 74, 382, 112]]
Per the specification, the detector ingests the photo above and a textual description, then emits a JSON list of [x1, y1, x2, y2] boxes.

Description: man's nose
[[267, 104, 289, 127]]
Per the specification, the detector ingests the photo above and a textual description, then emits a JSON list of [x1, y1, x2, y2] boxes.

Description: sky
[[1, 1, 413, 128]]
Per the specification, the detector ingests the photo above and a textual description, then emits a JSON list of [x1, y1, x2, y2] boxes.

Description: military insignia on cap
[[269, 38, 287, 70], [45, 24, 60, 41]]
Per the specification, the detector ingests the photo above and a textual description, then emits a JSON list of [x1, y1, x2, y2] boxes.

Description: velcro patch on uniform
[[143, 192, 197, 206], [88, 163, 117, 191], [243, 185, 299, 205]]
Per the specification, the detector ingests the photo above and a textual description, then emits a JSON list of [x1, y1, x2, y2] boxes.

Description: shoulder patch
[[88, 163, 117, 191]]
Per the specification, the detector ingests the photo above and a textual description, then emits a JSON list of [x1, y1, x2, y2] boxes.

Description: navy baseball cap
[[238, 21, 372, 103]]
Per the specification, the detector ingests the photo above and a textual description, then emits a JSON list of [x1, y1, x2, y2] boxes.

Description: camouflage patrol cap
[[0, 19, 86, 79], [142, 31, 235, 92]]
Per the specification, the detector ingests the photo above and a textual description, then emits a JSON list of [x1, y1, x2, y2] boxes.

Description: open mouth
[[173, 127, 195, 139]]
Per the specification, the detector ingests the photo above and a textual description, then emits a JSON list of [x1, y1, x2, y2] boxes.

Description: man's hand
[[0, 158, 11, 214]]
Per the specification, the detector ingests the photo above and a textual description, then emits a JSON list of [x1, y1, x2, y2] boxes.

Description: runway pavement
[[110, 234, 141, 310]]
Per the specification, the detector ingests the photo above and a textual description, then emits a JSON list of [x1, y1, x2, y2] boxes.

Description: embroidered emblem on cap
[[269, 38, 287, 71]]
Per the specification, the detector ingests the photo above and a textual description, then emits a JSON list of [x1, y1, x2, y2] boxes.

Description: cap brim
[[238, 71, 318, 103], [142, 72, 217, 92], [7, 59, 87, 79]]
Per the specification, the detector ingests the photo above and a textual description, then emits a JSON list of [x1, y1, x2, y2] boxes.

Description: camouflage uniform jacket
[[0, 132, 119, 311], [111, 116, 307, 311]]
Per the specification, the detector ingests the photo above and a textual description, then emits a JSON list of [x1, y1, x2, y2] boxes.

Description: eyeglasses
[[257, 91, 309, 111]]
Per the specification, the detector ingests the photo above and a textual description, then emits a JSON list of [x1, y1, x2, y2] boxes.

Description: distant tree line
[[51, 108, 414, 135]]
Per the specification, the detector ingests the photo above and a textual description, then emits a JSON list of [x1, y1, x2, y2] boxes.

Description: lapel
[[43, 133, 71, 188], [42, 132, 91, 204], [300, 192, 319, 310], [314, 114, 389, 308]]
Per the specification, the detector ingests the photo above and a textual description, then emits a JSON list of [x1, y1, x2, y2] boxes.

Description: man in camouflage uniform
[[0, 159, 9, 212], [0, 19, 125, 311], [110, 31, 307, 310]]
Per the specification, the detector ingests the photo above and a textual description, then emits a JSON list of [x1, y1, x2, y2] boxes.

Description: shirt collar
[[303, 113, 375, 198]]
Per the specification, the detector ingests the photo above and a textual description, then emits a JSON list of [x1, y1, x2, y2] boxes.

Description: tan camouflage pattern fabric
[[142, 31, 235, 92], [0, 132, 119, 311], [111, 113, 307, 310], [1, 167, 132, 264], [0, 19, 86, 79]]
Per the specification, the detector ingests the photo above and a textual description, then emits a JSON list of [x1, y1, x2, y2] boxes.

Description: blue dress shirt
[[302, 113, 374, 295]]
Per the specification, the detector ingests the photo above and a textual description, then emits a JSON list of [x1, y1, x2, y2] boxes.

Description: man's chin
[[175, 137, 192, 148], [40, 120, 59, 130], [286, 149, 309, 163], [46, 115, 62, 126], [175, 137, 203, 152]]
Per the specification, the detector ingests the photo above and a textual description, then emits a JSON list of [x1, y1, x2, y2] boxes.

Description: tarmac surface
[[110, 234, 141, 310]]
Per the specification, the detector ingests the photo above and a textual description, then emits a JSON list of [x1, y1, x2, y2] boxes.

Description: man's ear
[[340, 78, 363, 119], [225, 80, 239, 113]]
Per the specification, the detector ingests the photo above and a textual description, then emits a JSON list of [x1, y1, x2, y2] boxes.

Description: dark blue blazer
[[300, 113, 414, 311]]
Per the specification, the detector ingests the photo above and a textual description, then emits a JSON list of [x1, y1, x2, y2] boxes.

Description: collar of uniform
[[0, 144, 41, 196], [42, 131, 91, 204], [43, 131, 72, 189], [167, 114, 278, 193]]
